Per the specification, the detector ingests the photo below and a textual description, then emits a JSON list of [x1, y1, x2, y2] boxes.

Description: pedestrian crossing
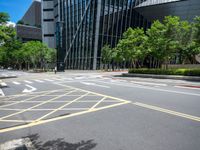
[[0, 72, 28, 78], [5, 75, 104, 86]]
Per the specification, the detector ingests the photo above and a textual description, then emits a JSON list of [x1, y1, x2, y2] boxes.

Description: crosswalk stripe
[[2, 74, 8, 77], [13, 81, 21, 85], [0, 89, 5, 96], [24, 80, 33, 84], [0, 82, 7, 87], [52, 78, 62, 81], [44, 79, 54, 82], [34, 79, 44, 83]]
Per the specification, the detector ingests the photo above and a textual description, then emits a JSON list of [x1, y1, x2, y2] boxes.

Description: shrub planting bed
[[128, 68, 200, 76]]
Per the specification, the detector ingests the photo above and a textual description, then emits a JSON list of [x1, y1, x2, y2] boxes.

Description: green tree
[[17, 20, 24, 25], [101, 45, 113, 70], [21, 41, 56, 70], [0, 12, 9, 24], [146, 16, 182, 68], [116, 27, 147, 68], [183, 16, 200, 64]]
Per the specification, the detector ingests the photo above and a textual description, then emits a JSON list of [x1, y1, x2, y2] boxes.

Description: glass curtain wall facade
[[55, 0, 199, 70], [56, 0, 150, 70]]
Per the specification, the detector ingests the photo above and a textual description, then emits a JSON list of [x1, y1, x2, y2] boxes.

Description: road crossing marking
[[0, 85, 130, 133], [34, 79, 44, 83], [0, 90, 55, 108], [89, 97, 107, 110], [24, 80, 33, 84], [0, 82, 7, 87], [2, 73, 8, 77], [80, 82, 110, 88], [0, 90, 76, 120], [44, 79, 54, 82], [0, 89, 5, 96], [13, 81, 21, 85], [35, 92, 89, 121]]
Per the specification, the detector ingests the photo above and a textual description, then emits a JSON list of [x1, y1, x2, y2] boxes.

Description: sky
[[0, 0, 38, 23]]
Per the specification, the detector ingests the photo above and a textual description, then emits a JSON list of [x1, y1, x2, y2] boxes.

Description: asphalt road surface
[[0, 69, 200, 150]]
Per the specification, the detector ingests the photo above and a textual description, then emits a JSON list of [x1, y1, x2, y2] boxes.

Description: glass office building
[[44, 0, 200, 70]]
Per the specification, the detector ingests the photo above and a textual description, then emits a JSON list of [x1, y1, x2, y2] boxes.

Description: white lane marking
[[44, 79, 54, 82], [52, 78, 63, 81], [13, 81, 21, 85], [22, 84, 37, 93], [174, 86, 200, 90], [24, 80, 33, 84], [34, 79, 44, 83], [95, 80, 200, 97], [75, 77, 85, 79], [0, 89, 5, 96], [2, 73, 8, 77], [131, 81, 167, 86], [0, 82, 7, 87], [81, 82, 110, 88], [63, 77, 73, 80]]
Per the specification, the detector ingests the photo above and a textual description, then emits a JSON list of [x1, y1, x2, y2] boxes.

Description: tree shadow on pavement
[[24, 134, 97, 150]]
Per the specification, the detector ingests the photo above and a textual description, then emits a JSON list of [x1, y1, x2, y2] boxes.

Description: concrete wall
[[22, 1, 41, 26], [42, 0, 56, 48]]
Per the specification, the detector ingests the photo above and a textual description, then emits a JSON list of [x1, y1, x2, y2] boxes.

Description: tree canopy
[[0, 12, 10, 24], [101, 16, 200, 70]]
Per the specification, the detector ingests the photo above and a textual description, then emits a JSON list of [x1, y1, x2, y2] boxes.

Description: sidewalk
[[122, 73, 200, 82], [0, 75, 17, 79]]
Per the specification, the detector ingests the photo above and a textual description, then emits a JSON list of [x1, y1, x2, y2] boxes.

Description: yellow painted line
[[0, 101, 130, 133], [0, 90, 77, 120], [0, 88, 72, 98], [54, 83, 131, 103], [35, 92, 90, 121], [0, 90, 56, 108], [0, 120, 33, 123], [0, 108, 92, 111], [0, 100, 119, 103], [89, 97, 107, 110], [133, 102, 200, 122]]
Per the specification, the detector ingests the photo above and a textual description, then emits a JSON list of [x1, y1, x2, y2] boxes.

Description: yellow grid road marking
[[0, 100, 118, 103], [89, 97, 107, 110], [35, 92, 90, 121], [0, 108, 90, 111], [0, 83, 131, 133], [0, 90, 76, 120], [0, 120, 33, 123], [0, 88, 72, 100], [0, 101, 129, 133], [0, 90, 57, 108], [54, 83, 130, 103]]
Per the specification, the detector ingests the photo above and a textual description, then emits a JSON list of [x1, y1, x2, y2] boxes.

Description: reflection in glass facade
[[53, 0, 200, 70]]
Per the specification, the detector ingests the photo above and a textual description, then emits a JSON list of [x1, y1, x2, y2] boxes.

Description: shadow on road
[[24, 134, 97, 150]]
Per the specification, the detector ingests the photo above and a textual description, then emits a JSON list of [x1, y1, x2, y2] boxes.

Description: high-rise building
[[42, 0, 200, 70], [41, 0, 56, 48], [16, 0, 42, 42]]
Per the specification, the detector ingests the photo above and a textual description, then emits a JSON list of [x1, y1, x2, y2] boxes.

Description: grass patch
[[128, 68, 200, 76]]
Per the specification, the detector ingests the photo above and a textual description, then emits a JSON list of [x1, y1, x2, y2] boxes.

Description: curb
[[0, 75, 17, 79], [122, 73, 200, 82]]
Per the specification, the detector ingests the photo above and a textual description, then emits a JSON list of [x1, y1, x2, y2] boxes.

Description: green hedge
[[128, 68, 200, 76]]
